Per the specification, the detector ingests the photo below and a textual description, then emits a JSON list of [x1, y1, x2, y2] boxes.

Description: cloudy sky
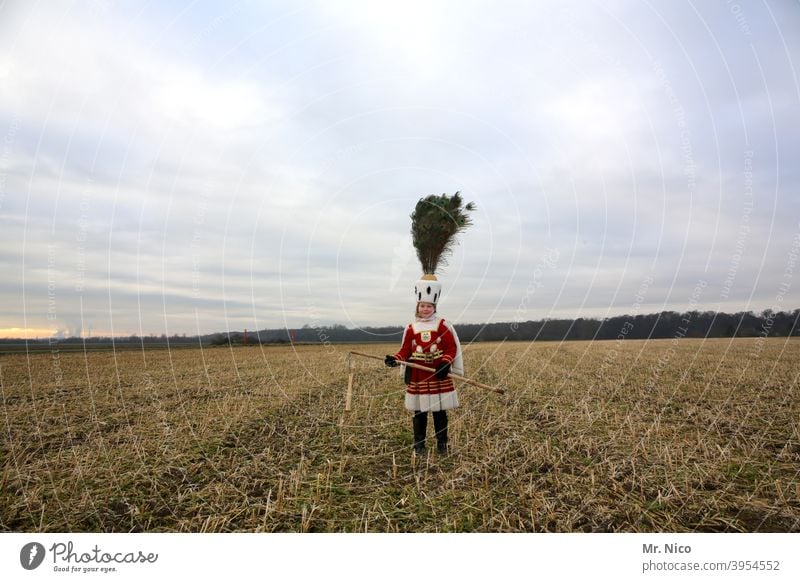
[[1, 0, 799, 338]]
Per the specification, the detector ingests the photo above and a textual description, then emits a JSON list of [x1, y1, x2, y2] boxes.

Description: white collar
[[412, 317, 441, 333]]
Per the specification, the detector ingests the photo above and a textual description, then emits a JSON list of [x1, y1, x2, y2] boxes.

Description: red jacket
[[394, 318, 457, 394]]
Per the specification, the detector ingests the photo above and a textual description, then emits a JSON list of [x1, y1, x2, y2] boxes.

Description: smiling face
[[416, 302, 435, 318]]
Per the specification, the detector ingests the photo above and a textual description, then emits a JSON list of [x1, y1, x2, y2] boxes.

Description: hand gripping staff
[[345, 350, 505, 411]]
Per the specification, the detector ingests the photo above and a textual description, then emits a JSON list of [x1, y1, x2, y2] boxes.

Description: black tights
[[412, 410, 448, 442]]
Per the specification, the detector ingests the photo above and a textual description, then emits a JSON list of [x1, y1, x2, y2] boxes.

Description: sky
[[1, 0, 799, 338]]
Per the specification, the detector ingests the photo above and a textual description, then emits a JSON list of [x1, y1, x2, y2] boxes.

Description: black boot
[[412, 411, 427, 455], [433, 410, 448, 455]]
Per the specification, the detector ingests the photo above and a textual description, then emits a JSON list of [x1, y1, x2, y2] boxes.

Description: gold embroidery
[[409, 350, 443, 363], [420, 330, 431, 342]]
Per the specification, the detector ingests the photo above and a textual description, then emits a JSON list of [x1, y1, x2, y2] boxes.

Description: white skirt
[[405, 390, 460, 412]]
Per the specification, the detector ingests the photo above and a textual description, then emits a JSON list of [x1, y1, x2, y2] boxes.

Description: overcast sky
[[1, 0, 799, 338]]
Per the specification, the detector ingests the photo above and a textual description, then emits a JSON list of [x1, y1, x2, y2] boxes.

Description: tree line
[[4, 309, 797, 347], [281, 309, 798, 344]]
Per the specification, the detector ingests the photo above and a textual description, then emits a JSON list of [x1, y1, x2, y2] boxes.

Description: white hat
[[415, 274, 442, 305]]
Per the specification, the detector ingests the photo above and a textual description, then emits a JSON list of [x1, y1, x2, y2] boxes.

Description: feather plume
[[410, 191, 476, 275]]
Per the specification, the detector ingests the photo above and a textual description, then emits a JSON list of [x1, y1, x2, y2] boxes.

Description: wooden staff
[[345, 353, 354, 411], [348, 350, 505, 395]]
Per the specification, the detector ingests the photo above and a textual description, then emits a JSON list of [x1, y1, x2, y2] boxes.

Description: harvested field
[[1, 338, 798, 532]]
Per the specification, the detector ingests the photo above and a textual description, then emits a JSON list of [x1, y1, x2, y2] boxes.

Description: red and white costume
[[394, 316, 463, 412]]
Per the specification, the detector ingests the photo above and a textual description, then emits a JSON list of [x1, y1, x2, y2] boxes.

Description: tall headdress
[[410, 192, 476, 305]]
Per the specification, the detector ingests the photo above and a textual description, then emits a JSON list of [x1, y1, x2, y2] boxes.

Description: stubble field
[[1, 338, 798, 532]]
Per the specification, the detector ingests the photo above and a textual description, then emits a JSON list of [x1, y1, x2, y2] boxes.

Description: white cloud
[[152, 70, 273, 131], [321, 0, 458, 80], [545, 79, 640, 144]]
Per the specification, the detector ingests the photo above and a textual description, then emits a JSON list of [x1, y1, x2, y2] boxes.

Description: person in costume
[[384, 193, 474, 456]]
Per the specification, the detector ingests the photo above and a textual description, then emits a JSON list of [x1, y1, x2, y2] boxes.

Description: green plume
[[411, 192, 476, 275]]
